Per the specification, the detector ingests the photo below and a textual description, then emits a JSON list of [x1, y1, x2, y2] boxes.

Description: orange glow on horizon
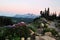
[[0, 6, 40, 15]]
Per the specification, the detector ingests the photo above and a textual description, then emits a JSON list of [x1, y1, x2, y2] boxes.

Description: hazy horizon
[[0, 0, 60, 16]]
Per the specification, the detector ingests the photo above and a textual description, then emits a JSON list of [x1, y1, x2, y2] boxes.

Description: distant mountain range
[[0, 12, 39, 18], [0, 13, 40, 23], [14, 14, 39, 18]]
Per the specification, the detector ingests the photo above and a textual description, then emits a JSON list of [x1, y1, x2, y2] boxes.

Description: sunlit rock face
[[41, 36, 56, 40], [45, 32, 52, 36]]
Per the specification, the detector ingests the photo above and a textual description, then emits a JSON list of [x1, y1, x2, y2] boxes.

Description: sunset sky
[[0, 0, 60, 16]]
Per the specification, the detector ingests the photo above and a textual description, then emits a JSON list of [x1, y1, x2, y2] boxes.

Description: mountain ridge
[[14, 14, 39, 18]]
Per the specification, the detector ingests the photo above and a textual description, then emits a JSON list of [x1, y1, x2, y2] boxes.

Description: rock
[[45, 32, 52, 36], [41, 36, 56, 40]]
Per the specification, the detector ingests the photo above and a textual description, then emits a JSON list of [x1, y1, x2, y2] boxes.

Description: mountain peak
[[14, 13, 39, 18]]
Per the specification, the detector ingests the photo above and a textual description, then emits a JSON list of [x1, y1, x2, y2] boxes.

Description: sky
[[0, 0, 60, 16]]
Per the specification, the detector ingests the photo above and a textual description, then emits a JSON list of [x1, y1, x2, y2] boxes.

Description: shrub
[[0, 25, 31, 40], [43, 28, 58, 36]]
